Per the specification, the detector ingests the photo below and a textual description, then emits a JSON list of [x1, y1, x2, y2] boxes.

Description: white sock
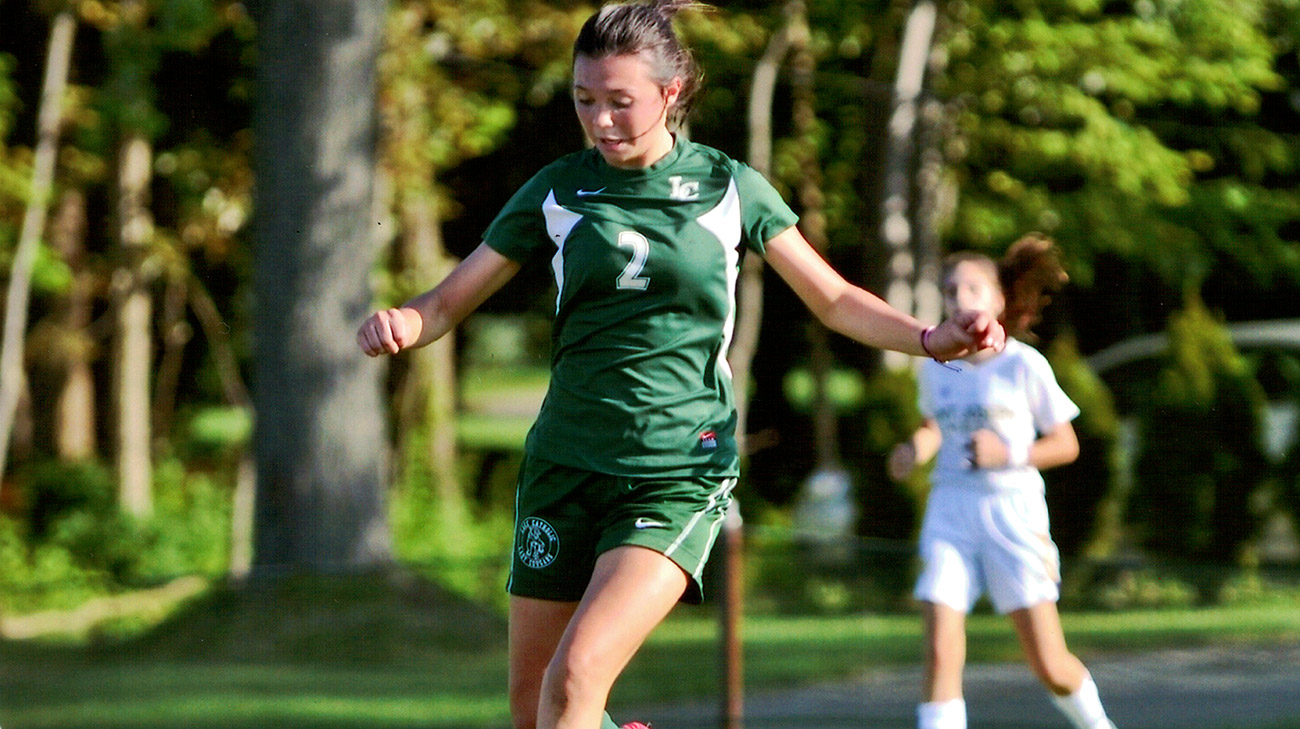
[[1051, 674, 1114, 729], [917, 698, 967, 729]]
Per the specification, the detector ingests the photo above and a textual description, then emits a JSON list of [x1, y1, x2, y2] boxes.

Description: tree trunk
[[880, 0, 938, 370], [189, 278, 251, 408], [396, 193, 466, 547], [52, 188, 97, 461], [188, 278, 255, 578], [251, 0, 391, 573], [0, 9, 76, 481], [911, 92, 953, 330], [113, 132, 155, 518], [152, 270, 191, 451], [788, 3, 839, 470], [731, 4, 794, 453], [109, 0, 158, 517]]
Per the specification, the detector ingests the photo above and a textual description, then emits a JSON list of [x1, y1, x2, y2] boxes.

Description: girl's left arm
[[969, 422, 1080, 470], [1028, 421, 1080, 470], [763, 226, 1003, 359]]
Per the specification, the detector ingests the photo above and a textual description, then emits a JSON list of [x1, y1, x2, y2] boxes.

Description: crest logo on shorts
[[518, 517, 560, 569]]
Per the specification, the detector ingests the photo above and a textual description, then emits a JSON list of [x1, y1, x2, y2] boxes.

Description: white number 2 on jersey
[[616, 231, 651, 291]]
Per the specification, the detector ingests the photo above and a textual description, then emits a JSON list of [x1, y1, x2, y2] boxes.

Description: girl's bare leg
[[536, 545, 688, 729]]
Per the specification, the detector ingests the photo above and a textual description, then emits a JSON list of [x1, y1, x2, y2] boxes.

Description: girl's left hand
[[887, 442, 917, 481], [926, 310, 1005, 361], [967, 429, 1009, 469]]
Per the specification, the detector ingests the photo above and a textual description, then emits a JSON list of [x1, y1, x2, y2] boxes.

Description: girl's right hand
[[357, 307, 422, 356], [888, 442, 917, 482]]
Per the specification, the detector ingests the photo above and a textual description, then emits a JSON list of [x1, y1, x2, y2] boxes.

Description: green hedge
[[1130, 298, 1270, 565]]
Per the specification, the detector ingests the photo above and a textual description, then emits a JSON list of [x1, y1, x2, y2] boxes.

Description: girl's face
[[943, 260, 1004, 319], [573, 53, 681, 169]]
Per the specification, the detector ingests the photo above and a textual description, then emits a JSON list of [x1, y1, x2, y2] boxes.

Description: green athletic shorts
[[507, 454, 737, 604]]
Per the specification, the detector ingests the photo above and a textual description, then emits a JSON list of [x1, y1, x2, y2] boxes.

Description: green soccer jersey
[[483, 138, 798, 477]]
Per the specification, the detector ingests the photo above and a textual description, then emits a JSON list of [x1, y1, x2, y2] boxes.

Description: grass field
[[1, 573, 1298, 729]]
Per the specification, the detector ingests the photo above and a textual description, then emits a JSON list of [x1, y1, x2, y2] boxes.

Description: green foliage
[[1216, 568, 1300, 606], [1091, 569, 1199, 610], [101, 18, 166, 139], [22, 460, 119, 541], [0, 515, 102, 613], [155, 0, 223, 52], [379, 1, 586, 197], [1130, 298, 1271, 563], [0, 52, 26, 225], [3, 461, 128, 611], [1, 459, 231, 613], [140, 458, 231, 580], [741, 531, 917, 614], [184, 405, 252, 458], [782, 366, 867, 413], [30, 240, 74, 293], [0, 52, 18, 141], [1045, 334, 1121, 557], [389, 425, 514, 610], [939, 0, 1298, 304], [845, 368, 926, 541]]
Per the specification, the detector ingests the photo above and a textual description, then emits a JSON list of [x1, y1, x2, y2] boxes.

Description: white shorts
[[913, 485, 1061, 614]]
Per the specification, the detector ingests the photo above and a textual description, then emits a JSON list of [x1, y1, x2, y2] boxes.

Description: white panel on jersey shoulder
[[695, 179, 743, 380], [542, 190, 583, 314], [695, 179, 742, 249], [542, 190, 583, 243]]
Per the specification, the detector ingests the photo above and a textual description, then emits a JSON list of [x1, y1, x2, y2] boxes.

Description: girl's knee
[[540, 649, 612, 714], [1030, 653, 1084, 695]]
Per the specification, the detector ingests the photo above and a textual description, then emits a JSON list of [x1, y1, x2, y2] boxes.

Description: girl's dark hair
[[943, 233, 1068, 341], [574, 1, 707, 128]]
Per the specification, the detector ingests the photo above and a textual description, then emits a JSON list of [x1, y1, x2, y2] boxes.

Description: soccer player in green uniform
[[358, 2, 1004, 728]]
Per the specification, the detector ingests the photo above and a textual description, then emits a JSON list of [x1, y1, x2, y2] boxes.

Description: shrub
[[1045, 334, 1122, 558], [843, 367, 925, 542], [22, 460, 117, 541], [1129, 298, 1270, 564], [18, 460, 148, 582], [1092, 569, 1198, 610], [390, 425, 514, 610], [1268, 354, 1300, 544], [2, 457, 234, 613], [137, 459, 231, 580]]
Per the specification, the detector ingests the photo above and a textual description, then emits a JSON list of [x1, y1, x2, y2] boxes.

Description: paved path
[[626, 645, 1300, 729]]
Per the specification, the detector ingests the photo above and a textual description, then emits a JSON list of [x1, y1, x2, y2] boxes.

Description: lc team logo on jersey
[[699, 430, 718, 449], [518, 517, 560, 569], [669, 175, 699, 200]]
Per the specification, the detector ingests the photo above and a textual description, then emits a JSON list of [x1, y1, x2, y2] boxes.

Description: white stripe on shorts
[[664, 477, 737, 581]]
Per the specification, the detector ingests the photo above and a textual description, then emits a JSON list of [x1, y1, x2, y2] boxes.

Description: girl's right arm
[[357, 243, 521, 356], [888, 418, 941, 482]]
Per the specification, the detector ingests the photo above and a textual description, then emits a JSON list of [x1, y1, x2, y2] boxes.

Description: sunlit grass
[[456, 365, 549, 451], [2, 659, 507, 729], [456, 413, 534, 451], [459, 365, 550, 399]]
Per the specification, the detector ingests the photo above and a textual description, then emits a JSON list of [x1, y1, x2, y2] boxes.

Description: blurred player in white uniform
[[890, 235, 1118, 729]]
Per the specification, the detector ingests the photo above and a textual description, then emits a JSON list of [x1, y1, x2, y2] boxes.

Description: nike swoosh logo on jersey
[[634, 517, 666, 529], [575, 187, 606, 196]]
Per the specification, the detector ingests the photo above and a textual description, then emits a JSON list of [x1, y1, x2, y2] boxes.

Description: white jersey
[[918, 338, 1079, 493]]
